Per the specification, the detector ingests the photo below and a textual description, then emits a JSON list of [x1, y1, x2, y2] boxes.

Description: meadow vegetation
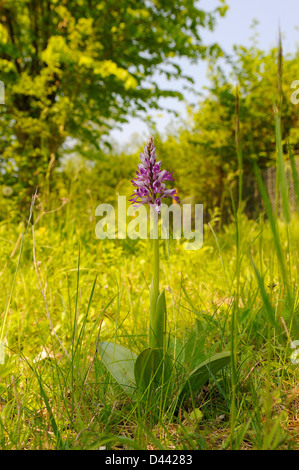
[[0, 0, 299, 450], [0, 165, 298, 449]]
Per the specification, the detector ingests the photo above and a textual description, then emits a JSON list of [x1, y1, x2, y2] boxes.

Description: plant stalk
[[149, 216, 164, 350]]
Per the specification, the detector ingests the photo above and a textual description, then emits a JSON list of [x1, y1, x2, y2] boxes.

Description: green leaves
[[134, 348, 172, 394], [97, 340, 230, 403], [97, 342, 173, 399], [180, 351, 231, 398], [149, 289, 167, 350], [97, 341, 137, 397]]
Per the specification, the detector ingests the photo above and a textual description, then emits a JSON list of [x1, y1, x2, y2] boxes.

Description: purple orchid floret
[[130, 136, 180, 213]]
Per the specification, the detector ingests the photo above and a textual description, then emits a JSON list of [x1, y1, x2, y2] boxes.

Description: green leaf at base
[[134, 348, 172, 393], [180, 351, 231, 398], [149, 289, 167, 350], [97, 341, 137, 397]]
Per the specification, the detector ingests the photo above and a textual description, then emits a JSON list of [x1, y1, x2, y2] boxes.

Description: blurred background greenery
[[1, 0, 298, 226]]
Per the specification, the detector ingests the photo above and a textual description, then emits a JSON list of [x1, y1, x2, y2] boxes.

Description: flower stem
[[153, 236, 159, 296], [149, 217, 161, 349]]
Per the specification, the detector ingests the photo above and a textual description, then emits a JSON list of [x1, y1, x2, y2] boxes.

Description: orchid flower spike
[[130, 136, 179, 213]]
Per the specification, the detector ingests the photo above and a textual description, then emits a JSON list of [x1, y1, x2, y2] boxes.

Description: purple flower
[[130, 136, 179, 213]]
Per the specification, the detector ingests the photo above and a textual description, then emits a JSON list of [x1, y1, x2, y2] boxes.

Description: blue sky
[[109, 0, 299, 148]]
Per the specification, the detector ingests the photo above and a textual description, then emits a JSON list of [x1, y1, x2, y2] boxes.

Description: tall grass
[[0, 113, 298, 449]]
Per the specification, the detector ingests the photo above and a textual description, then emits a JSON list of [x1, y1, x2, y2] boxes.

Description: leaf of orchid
[[97, 341, 137, 397], [134, 347, 172, 393], [149, 289, 167, 350], [179, 351, 231, 398]]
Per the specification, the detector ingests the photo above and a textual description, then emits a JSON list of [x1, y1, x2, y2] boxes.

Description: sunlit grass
[[0, 185, 298, 449]]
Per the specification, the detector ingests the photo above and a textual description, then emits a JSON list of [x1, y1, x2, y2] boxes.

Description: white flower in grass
[[2, 186, 13, 197]]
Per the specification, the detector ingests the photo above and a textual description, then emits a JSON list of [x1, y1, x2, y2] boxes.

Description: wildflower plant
[[130, 136, 179, 213], [98, 137, 230, 410], [130, 137, 179, 353]]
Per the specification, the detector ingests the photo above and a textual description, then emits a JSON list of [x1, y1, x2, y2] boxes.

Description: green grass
[[0, 178, 298, 450]]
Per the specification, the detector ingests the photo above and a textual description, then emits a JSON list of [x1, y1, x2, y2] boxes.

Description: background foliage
[[0, 0, 227, 202]]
